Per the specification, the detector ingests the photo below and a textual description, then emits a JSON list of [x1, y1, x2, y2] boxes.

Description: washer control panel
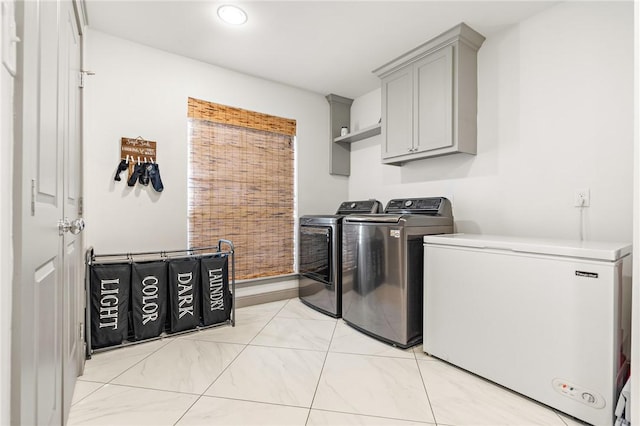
[[551, 378, 605, 409], [385, 197, 449, 215]]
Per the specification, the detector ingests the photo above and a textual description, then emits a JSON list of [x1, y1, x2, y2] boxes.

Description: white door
[[13, 0, 84, 424]]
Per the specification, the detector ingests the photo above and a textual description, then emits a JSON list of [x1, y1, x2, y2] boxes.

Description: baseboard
[[235, 287, 299, 308]]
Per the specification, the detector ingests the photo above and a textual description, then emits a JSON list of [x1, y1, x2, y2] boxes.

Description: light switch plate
[[2, 0, 18, 77]]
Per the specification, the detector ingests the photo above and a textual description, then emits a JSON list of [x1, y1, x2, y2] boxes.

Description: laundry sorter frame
[[84, 239, 235, 358]]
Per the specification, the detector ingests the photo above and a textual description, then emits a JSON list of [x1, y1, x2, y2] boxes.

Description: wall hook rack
[[120, 136, 157, 162]]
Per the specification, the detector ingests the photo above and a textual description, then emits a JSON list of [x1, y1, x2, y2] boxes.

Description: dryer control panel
[[385, 197, 451, 217], [336, 199, 382, 215]]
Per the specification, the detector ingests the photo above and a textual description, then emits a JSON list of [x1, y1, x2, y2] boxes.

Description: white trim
[[631, 1, 639, 425], [0, 1, 15, 424], [235, 277, 298, 298]]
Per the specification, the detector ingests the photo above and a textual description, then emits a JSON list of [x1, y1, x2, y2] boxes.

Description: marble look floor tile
[[111, 339, 244, 394], [330, 321, 414, 359], [236, 299, 288, 322], [80, 338, 172, 383], [276, 298, 338, 321], [251, 317, 336, 350], [181, 318, 270, 345], [313, 352, 434, 423], [205, 345, 325, 407], [307, 409, 435, 425], [67, 383, 197, 425], [176, 396, 309, 425], [417, 360, 566, 426], [71, 381, 104, 405], [413, 344, 437, 360], [557, 412, 590, 425]]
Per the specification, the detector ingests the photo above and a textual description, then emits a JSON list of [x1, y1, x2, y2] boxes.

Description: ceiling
[[83, 0, 558, 99]]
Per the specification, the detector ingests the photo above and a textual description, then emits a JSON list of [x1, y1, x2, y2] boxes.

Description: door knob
[[58, 218, 86, 235], [69, 218, 86, 234]]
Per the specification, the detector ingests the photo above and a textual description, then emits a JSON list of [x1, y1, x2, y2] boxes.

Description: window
[[187, 97, 296, 280]]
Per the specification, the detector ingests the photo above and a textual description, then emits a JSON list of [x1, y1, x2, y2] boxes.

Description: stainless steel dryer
[[298, 200, 382, 317], [341, 197, 453, 348]]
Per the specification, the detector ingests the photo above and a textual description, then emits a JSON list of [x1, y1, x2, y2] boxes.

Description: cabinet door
[[382, 67, 413, 159], [414, 45, 453, 153]]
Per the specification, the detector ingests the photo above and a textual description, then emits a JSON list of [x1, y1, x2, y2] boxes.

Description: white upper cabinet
[[374, 23, 485, 165]]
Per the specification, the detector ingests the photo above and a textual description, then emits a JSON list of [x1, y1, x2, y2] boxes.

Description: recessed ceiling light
[[217, 5, 248, 26]]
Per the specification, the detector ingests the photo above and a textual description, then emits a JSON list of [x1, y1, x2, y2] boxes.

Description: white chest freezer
[[423, 234, 631, 426]]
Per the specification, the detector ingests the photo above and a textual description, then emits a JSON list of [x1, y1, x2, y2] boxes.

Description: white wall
[[352, 3, 636, 420], [349, 1, 634, 244], [0, 0, 15, 423], [84, 30, 347, 254]]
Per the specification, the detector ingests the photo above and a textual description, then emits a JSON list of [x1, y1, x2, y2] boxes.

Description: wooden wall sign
[[120, 137, 157, 162]]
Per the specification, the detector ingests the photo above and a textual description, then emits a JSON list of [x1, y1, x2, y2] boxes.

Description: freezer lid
[[423, 233, 632, 261]]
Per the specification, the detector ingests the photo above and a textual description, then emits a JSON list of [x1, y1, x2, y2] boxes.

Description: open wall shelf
[[333, 123, 382, 144]]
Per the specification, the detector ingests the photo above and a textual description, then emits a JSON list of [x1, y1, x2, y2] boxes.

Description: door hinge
[[79, 69, 95, 88], [30, 179, 35, 216]]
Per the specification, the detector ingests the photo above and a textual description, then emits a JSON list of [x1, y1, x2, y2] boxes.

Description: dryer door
[[299, 225, 332, 284]]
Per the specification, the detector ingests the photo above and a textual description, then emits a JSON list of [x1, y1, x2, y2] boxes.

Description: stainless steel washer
[[298, 200, 382, 317], [341, 197, 453, 348]]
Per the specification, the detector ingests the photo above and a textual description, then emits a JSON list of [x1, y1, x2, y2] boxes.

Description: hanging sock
[[113, 159, 128, 181], [127, 163, 144, 187], [148, 163, 164, 192], [127, 161, 136, 181], [139, 163, 150, 186]]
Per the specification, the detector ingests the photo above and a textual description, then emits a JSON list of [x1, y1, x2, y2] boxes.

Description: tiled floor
[[69, 298, 586, 426]]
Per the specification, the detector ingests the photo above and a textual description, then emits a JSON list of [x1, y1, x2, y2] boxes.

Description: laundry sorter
[[423, 234, 631, 426], [85, 239, 235, 356]]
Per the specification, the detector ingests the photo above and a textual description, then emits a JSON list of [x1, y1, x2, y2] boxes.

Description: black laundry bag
[[90, 263, 131, 349], [200, 255, 232, 326], [168, 258, 201, 333], [131, 261, 168, 340]]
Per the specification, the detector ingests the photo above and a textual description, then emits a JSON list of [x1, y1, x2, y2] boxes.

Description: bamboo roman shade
[[187, 97, 296, 280]]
